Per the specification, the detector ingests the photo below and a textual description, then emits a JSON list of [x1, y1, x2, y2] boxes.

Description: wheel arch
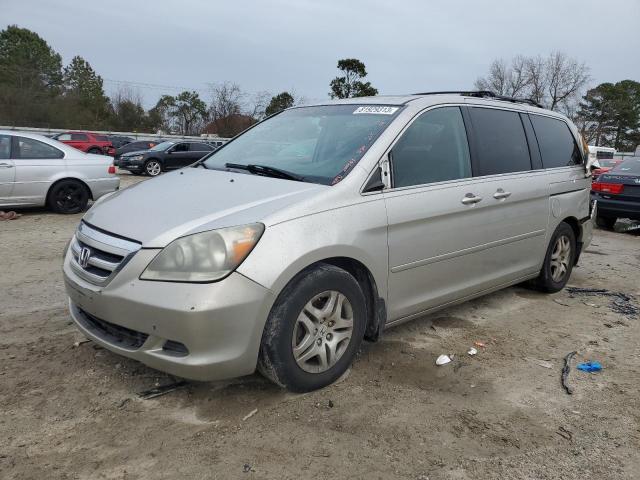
[[46, 177, 93, 205], [558, 216, 582, 265], [278, 257, 386, 342]]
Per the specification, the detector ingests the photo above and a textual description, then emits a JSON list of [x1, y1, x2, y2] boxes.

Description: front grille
[[77, 308, 148, 349], [69, 222, 141, 286]]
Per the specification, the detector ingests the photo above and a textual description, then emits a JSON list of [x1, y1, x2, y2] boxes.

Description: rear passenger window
[[469, 108, 531, 176], [71, 133, 88, 141], [530, 115, 582, 168], [391, 107, 471, 188], [13, 137, 64, 159]]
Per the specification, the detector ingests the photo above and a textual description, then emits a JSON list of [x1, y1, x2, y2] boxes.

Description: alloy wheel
[[550, 235, 571, 282], [55, 184, 83, 212], [292, 290, 354, 373], [146, 161, 161, 176]]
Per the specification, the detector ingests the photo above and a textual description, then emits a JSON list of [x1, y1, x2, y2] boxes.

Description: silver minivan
[[63, 92, 593, 392]]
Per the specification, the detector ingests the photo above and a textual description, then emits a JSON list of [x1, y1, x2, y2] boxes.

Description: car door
[[165, 142, 191, 169], [383, 105, 547, 323], [0, 134, 16, 201], [10, 136, 65, 205], [70, 133, 89, 152], [187, 143, 213, 164]]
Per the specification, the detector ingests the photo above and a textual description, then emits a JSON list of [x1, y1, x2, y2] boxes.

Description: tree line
[[1, 25, 638, 149]]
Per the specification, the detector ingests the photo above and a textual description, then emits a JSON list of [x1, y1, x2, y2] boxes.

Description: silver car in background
[[0, 131, 119, 214], [63, 92, 593, 392]]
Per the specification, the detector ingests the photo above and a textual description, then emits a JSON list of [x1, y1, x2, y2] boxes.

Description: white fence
[[0, 125, 230, 143]]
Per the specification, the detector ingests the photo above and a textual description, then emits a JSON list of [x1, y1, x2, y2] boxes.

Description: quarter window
[[13, 137, 64, 159], [0, 135, 11, 159], [469, 108, 532, 176], [391, 107, 472, 188], [530, 115, 582, 167]]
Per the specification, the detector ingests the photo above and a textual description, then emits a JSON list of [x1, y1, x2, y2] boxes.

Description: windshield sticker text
[[353, 106, 399, 115]]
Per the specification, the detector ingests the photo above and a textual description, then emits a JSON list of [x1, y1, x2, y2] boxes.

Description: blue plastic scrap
[[576, 361, 602, 372]]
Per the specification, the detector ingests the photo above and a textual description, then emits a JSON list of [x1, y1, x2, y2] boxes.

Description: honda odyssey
[[63, 91, 593, 392]]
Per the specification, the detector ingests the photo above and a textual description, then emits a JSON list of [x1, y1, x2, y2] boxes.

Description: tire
[[258, 264, 367, 392], [596, 215, 616, 230], [47, 179, 89, 214], [532, 222, 576, 293], [87, 147, 102, 154], [144, 159, 162, 176]]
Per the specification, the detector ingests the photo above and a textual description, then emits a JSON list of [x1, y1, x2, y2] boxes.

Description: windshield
[[203, 104, 402, 185], [612, 157, 640, 175], [151, 141, 175, 151]]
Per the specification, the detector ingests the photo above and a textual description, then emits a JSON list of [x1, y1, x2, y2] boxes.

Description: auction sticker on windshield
[[353, 106, 399, 115]]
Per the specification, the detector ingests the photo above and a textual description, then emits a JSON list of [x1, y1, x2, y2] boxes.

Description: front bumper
[[117, 158, 144, 172], [63, 245, 275, 381]]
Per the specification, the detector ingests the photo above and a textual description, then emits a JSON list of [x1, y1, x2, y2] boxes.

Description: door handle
[[0, 163, 14, 168], [493, 188, 512, 200], [461, 193, 483, 205]]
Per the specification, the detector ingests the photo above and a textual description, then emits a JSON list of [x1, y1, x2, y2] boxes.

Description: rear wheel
[[532, 222, 576, 293], [87, 147, 102, 154], [258, 264, 366, 392], [48, 180, 89, 214], [144, 159, 162, 176], [596, 215, 616, 230]]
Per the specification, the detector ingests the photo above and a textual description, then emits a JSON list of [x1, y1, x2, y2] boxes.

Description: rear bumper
[[87, 177, 120, 200], [592, 194, 640, 220]]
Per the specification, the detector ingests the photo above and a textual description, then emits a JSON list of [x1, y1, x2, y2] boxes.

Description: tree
[[475, 52, 590, 114], [110, 86, 159, 132], [63, 55, 110, 127], [154, 91, 207, 135], [577, 80, 640, 150], [329, 58, 378, 99], [0, 25, 63, 126], [265, 91, 295, 116], [208, 82, 245, 137]]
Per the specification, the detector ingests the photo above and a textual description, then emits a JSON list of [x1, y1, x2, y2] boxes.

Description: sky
[[3, 0, 640, 107]]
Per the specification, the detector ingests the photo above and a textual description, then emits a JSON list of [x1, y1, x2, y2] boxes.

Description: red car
[[53, 131, 115, 156], [592, 158, 623, 180]]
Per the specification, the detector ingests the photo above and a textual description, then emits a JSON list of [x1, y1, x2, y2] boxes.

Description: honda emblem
[[78, 247, 91, 268]]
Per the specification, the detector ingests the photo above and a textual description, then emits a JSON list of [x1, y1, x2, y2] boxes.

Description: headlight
[[129, 155, 144, 161], [140, 223, 264, 282]]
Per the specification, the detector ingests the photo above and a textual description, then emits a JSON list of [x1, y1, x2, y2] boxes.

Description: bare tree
[[545, 51, 590, 111], [209, 81, 243, 121], [475, 52, 590, 115], [474, 56, 531, 97]]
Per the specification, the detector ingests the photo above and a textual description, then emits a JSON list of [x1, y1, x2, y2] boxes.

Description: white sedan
[[0, 131, 119, 214]]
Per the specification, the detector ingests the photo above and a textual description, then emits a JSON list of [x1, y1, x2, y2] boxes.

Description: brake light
[[108, 165, 116, 174], [592, 182, 624, 194]]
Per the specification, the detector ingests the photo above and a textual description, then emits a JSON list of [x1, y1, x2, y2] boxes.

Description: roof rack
[[412, 90, 544, 109]]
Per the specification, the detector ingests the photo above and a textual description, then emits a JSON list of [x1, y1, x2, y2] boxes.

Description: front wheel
[[48, 180, 89, 214], [258, 264, 366, 392], [532, 222, 576, 293], [144, 159, 162, 176]]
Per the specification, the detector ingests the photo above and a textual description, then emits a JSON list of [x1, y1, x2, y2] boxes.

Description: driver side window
[[392, 107, 472, 188], [173, 143, 189, 152]]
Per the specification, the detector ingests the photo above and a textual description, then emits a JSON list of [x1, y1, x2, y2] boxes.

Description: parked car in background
[[114, 139, 165, 162], [53, 131, 115, 156], [117, 140, 215, 176], [107, 135, 134, 149], [591, 156, 640, 229], [63, 92, 593, 392], [0, 131, 119, 214], [591, 157, 623, 180]]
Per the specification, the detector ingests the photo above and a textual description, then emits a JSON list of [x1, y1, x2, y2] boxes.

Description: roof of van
[[304, 91, 562, 117]]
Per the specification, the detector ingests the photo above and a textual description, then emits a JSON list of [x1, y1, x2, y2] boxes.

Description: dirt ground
[[1, 173, 639, 480]]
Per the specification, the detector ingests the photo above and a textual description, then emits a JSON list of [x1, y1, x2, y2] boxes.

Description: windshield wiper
[[224, 163, 305, 182]]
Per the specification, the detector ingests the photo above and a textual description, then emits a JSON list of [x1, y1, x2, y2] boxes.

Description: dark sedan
[[114, 139, 165, 161], [117, 140, 215, 176], [592, 156, 640, 229]]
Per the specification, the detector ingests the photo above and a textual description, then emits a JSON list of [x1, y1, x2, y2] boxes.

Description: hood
[[121, 149, 152, 157], [82, 167, 327, 247]]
